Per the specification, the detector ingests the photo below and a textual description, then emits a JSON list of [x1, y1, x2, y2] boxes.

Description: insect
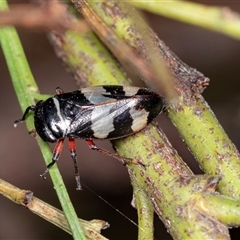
[[14, 85, 165, 190]]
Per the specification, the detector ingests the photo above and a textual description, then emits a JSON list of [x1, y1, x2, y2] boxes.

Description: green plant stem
[[168, 95, 240, 198], [0, 1, 86, 239], [128, 0, 240, 40], [131, 180, 154, 240], [51, 30, 130, 86], [199, 193, 240, 226], [114, 124, 231, 239], [53, 1, 240, 238], [34, 93, 53, 101], [86, 0, 240, 199], [48, 1, 157, 237]]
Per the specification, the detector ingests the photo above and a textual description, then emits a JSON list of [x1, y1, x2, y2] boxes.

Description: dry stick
[[0, 3, 88, 31], [0, 179, 109, 239]]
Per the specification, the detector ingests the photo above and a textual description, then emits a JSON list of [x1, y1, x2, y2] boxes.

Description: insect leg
[[68, 137, 82, 190], [85, 139, 141, 165], [40, 138, 64, 180], [14, 105, 36, 127]]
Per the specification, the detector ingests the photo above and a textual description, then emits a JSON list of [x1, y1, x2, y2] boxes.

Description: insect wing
[[59, 86, 163, 140], [69, 97, 141, 139], [68, 86, 163, 139], [79, 85, 140, 103]]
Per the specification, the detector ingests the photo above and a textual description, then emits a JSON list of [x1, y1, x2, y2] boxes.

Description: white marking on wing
[[122, 86, 139, 96], [129, 108, 149, 132], [91, 104, 115, 138]]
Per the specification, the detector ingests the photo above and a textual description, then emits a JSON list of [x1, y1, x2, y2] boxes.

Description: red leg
[[85, 139, 141, 165], [40, 138, 64, 180], [69, 137, 82, 190]]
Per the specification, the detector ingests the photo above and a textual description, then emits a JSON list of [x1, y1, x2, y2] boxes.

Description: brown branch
[[72, 0, 179, 101], [0, 3, 88, 32], [0, 179, 109, 239]]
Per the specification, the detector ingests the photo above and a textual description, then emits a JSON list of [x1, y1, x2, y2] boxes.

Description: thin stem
[[0, 1, 86, 239], [128, 0, 240, 40]]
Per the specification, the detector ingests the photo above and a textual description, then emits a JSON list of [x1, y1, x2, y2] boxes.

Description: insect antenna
[[81, 182, 142, 231], [81, 182, 158, 239], [13, 105, 36, 127]]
